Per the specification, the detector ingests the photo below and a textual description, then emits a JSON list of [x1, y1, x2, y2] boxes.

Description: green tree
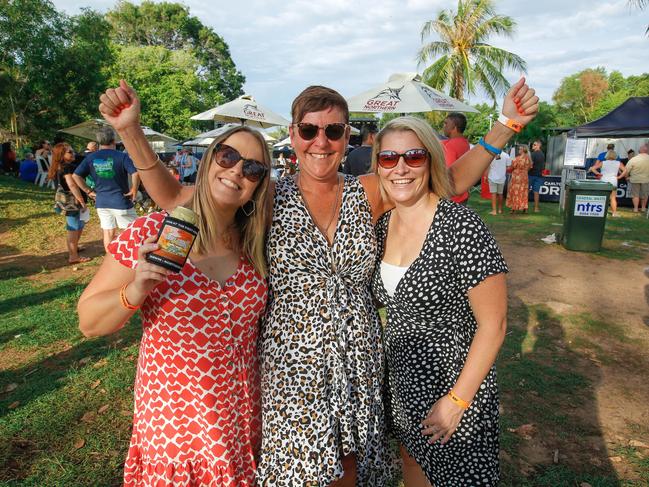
[[552, 67, 609, 125], [106, 1, 245, 106], [417, 0, 527, 104], [0, 1, 114, 141], [463, 103, 498, 143], [109, 45, 202, 139]]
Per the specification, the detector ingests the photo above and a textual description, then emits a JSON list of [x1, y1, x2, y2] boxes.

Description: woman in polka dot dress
[[371, 117, 509, 486], [78, 119, 272, 485]]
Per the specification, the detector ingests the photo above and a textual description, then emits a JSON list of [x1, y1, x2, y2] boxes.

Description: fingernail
[[514, 98, 520, 103]]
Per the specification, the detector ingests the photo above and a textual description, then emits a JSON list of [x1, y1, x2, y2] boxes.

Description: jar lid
[[170, 206, 197, 225]]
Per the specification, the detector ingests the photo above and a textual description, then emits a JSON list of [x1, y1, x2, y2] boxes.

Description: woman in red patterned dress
[[78, 121, 271, 486], [506, 145, 532, 213]]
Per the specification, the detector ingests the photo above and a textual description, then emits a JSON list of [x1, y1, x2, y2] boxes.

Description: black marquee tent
[[568, 96, 649, 138]]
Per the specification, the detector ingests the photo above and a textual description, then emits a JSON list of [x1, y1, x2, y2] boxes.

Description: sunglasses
[[65, 149, 75, 154], [295, 123, 347, 141], [377, 149, 429, 169], [214, 144, 267, 182]]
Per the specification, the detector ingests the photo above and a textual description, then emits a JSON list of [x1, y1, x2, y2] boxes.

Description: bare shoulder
[[359, 173, 392, 223]]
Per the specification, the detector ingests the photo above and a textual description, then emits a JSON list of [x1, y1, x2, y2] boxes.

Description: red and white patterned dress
[[108, 212, 267, 487]]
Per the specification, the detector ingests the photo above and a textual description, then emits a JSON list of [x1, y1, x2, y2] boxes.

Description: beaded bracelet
[[478, 138, 502, 157], [448, 389, 471, 410], [119, 283, 140, 311]]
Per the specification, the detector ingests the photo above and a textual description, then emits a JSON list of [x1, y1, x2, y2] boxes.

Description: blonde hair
[[188, 126, 271, 277], [371, 116, 452, 200], [605, 150, 617, 160]]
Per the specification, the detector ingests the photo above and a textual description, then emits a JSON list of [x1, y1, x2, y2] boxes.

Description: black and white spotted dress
[[372, 199, 508, 486], [257, 175, 395, 485]]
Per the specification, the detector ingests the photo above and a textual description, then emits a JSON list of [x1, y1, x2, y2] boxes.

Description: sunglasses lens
[[297, 124, 318, 140], [324, 124, 345, 140], [216, 145, 240, 168], [243, 161, 267, 182], [377, 151, 399, 168], [404, 149, 428, 166]]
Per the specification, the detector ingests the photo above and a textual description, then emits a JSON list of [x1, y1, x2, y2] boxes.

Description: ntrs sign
[[574, 195, 607, 217]]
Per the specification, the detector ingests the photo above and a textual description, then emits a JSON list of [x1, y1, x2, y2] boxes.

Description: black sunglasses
[[295, 123, 347, 141], [377, 149, 429, 169], [214, 144, 267, 182]]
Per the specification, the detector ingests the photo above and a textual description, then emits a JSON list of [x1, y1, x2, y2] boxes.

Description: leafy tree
[[0, 1, 113, 141], [552, 67, 609, 125], [109, 45, 202, 139], [417, 0, 527, 104], [463, 103, 498, 143], [106, 1, 245, 106]]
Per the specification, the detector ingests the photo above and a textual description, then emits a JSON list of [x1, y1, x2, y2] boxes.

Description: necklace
[[297, 173, 341, 241]]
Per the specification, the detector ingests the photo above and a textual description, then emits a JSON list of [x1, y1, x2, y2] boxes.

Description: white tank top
[[600, 160, 620, 186], [380, 261, 409, 297]]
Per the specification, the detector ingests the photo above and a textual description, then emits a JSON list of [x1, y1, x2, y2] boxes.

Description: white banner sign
[[564, 138, 588, 167], [574, 195, 607, 217]]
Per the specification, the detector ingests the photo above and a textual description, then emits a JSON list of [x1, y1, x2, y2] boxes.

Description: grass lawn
[[1, 176, 648, 485]]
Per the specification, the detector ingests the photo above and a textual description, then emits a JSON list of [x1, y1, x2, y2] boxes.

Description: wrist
[[121, 282, 146, 310], [497, 114, 524, 133]]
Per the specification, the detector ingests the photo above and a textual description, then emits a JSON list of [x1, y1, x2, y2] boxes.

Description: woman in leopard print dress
[[106, 79, 538, 486]]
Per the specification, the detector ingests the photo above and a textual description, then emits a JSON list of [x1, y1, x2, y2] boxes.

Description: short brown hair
[[291, 85, 349, 124]]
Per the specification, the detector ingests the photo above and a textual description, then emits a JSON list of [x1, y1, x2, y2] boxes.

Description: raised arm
[[449, 78, 539, 195], [98, 80, 193, 211]]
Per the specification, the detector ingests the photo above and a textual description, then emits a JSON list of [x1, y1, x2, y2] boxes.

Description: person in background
[[598, 143, 615, 162], [626, 149, 636, 161], [48, 143, 90, 264], [487, 151, 511, 215], [343, 125, 378, 176], [589, 150, 624, 217], [181, 149, 198, 184], [619, 144, 649, 213], [72, 126, 140, 252], [35, 140, 51, 159], [1, 142, 17, 176], [441, 112, 471, 205], [529, 139, 545, 212], [84, 141, 98, 155], [19, 152, 38, 183], [77, 126, 271, 487], [506, 145, 532, 214], [371, 117, 508, 486]]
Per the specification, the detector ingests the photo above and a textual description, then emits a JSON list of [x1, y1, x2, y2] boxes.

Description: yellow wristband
[[448, 390, 471, 409]]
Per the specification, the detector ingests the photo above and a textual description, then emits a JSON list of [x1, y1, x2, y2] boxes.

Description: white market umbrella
[[190, 95, 290, 128], [183, 124, 276, 147], [346, 73, 478, 114], [59, 119, 178, 147]]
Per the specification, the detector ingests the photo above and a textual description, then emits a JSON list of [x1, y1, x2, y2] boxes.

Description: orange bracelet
[[497, 114, 524, 133], [119, 283, 140, 311], [448, 390, 471, 410]]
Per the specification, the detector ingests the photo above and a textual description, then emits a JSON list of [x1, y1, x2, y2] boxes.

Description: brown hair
[[291, 85, 349, 124], [188, 126, 271, 277], [371, 116, 452, 201], [48, 142, 71, 181]]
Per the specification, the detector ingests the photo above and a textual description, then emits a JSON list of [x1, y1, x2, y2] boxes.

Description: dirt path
[[500, 240, 649, 481]]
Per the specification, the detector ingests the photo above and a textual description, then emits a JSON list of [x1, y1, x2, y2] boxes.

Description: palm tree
[[627, 0, 649, 34], [417, 0, 527, 104]]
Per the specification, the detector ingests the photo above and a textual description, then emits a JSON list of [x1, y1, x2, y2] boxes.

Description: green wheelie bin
[[562, 180, 614, 252]]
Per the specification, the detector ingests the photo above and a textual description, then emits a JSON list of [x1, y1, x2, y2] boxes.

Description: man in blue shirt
[[73, 126, 139, 251]]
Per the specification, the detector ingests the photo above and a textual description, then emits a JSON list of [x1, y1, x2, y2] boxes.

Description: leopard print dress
[[257, 175, 395, 486]]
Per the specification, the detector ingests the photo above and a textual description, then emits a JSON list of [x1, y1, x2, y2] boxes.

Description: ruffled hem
[[123, 457, 256, 487]]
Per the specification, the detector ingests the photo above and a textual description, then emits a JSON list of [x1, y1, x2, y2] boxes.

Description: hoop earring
[[242, 200, 256, 216]]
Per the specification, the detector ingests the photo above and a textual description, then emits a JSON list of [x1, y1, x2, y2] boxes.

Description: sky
[[53, 0, 649, 119]]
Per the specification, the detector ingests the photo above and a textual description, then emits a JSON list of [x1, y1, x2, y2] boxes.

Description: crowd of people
[[71, 77, 540, 486]]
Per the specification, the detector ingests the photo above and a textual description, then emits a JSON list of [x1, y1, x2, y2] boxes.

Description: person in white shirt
[[590, 150, 624, 216], [487, 151, 511, 215]]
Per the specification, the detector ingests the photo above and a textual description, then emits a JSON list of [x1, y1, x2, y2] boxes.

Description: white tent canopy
[[183, 124, 277, 147], [190, 95, 290, 128], [58, 119, 178, 150], [346, 72, 478, 114]]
